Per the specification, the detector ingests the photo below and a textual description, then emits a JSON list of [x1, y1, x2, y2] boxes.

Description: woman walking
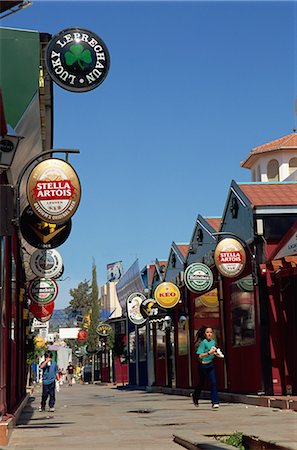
[[192, 326, 222, 409]]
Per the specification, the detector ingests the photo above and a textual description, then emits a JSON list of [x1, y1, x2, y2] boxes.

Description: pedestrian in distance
[[191, 326, 224, 409], [66, 361, 75, 386], [39, 351, 59, 412]]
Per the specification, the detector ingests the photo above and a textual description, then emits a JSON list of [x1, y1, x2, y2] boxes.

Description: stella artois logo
[[45, 27, 110, 92], [154, 282, 181, 309], [27, 159, 81, 224], [214, 238, 246, 278]]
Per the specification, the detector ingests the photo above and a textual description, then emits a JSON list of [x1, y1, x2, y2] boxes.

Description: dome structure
[[240, 132, 297, 182]]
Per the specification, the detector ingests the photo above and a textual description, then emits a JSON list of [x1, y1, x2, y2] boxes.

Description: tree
[[65, 279, 91, 316], [86, 260, 100, 382]]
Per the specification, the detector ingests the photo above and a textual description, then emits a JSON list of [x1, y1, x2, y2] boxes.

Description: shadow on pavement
[[16, 396, 36, 425]]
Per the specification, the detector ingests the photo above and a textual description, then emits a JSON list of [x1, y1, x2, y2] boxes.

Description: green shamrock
[[64, 44, 92, 70]]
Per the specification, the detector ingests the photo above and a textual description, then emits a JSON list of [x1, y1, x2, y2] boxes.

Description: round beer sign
[[46, 27, 110, 93], [30, 249, 63, 279], [20, 206, 72, 249], [184, 263, 213, 293], [127, 292, 147, 325], [96, 323, 112, 336], [28, 278, 58, 305], [214, 238, 246, 278], [27, 159, 81, 224], [154, 282, 180, 309]]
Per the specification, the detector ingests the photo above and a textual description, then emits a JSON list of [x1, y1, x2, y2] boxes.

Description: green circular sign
[[28, 278, 58, 305], [184, 263, 213, 293]]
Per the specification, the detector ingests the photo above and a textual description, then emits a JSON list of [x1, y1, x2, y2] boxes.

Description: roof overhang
[[241, 147, 297, 169], [260, 256, 297, 278]]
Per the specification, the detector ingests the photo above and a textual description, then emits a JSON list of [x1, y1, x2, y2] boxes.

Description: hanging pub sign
[[30, 299, 55, 319], [30, 249, 63, 279], [214, 238, 246, 278], [20, 206, 72, 249], [77, 329, 87, 341], [198, 288, 219, 308], [28, 278, 58, 305], [96, 323, 112, 336], [184, 263, 213, 293], [27, 158, 81, 224], [127, 292, 147, 325], [140, 298, 158, 318], [52, 264, 64, 280], [36, 313, 53, 323], [154, 282, 180, 309], [45, 27, 110, 93]]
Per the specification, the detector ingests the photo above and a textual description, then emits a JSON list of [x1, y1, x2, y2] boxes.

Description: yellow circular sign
[[198, 288, 219, 308], [154, 282, 181, 309], [27, 158, 81, 224], [34, 335, 46, 348]]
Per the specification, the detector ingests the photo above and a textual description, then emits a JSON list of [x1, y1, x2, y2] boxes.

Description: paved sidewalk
[[3, 383, 297, 450]]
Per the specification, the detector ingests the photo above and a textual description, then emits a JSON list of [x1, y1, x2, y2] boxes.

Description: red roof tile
[[251, 133, 297, 154], [205, 217, 221, 231], [239, 183, 297, 207], [177, 244, 189, 258], [241, 133, 297, 168]]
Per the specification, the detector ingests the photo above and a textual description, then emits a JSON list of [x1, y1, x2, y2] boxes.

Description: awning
[[260, 256, 297, 278]]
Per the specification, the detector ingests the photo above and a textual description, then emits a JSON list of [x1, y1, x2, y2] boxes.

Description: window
[[178, 327, 188, 356], [138, 325, 147, 361], [289, 157, 297, 175], [267, 159, 279, 181], [156, 326, 166, 359], [230, 274, 255, 347], [129, 331, 136, 363]]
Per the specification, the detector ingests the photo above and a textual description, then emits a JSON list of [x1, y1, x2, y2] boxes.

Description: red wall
[[115, 357, 128, 385]]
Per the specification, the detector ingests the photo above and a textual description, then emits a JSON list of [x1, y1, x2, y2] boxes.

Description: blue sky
[[2, 1, 297, 308]]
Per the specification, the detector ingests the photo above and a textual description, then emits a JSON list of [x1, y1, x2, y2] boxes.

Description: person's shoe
[[38, 406, 45, 412], [49, 407, 55, 412], [191, 393, 199, 407], [212, 404, 219, 409]]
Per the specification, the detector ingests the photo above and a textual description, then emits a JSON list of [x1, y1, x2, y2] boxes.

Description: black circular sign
[[20, 206, 72, 249], [45, 27, 110, 92], [0, 139, 14, 152]]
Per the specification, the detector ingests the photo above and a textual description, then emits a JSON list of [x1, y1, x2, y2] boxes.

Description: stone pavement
[[3, 383, 297, 450]]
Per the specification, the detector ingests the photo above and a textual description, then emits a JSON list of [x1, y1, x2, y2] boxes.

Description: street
[[4, 383, 297, 450]]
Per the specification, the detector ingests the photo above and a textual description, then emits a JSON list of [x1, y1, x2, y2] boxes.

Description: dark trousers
[[41, 381, 56, 408], [193, 362, 219, 405]]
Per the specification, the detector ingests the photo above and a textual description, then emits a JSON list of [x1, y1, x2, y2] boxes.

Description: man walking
[[66, 362, 75, 386], [39, 351, 59, 412]]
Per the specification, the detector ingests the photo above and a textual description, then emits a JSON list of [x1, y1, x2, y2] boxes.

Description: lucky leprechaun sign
[[46, 27, 110, 92]]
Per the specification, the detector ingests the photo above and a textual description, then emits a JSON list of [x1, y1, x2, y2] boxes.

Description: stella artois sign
[[27, 159, 81, 224], [214, 238, 246, 278], [154, 282, 181, 309]]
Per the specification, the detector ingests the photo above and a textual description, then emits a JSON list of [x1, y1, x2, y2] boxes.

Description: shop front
[[219, 180, 297, 395], [186, 215, 225, 392]]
